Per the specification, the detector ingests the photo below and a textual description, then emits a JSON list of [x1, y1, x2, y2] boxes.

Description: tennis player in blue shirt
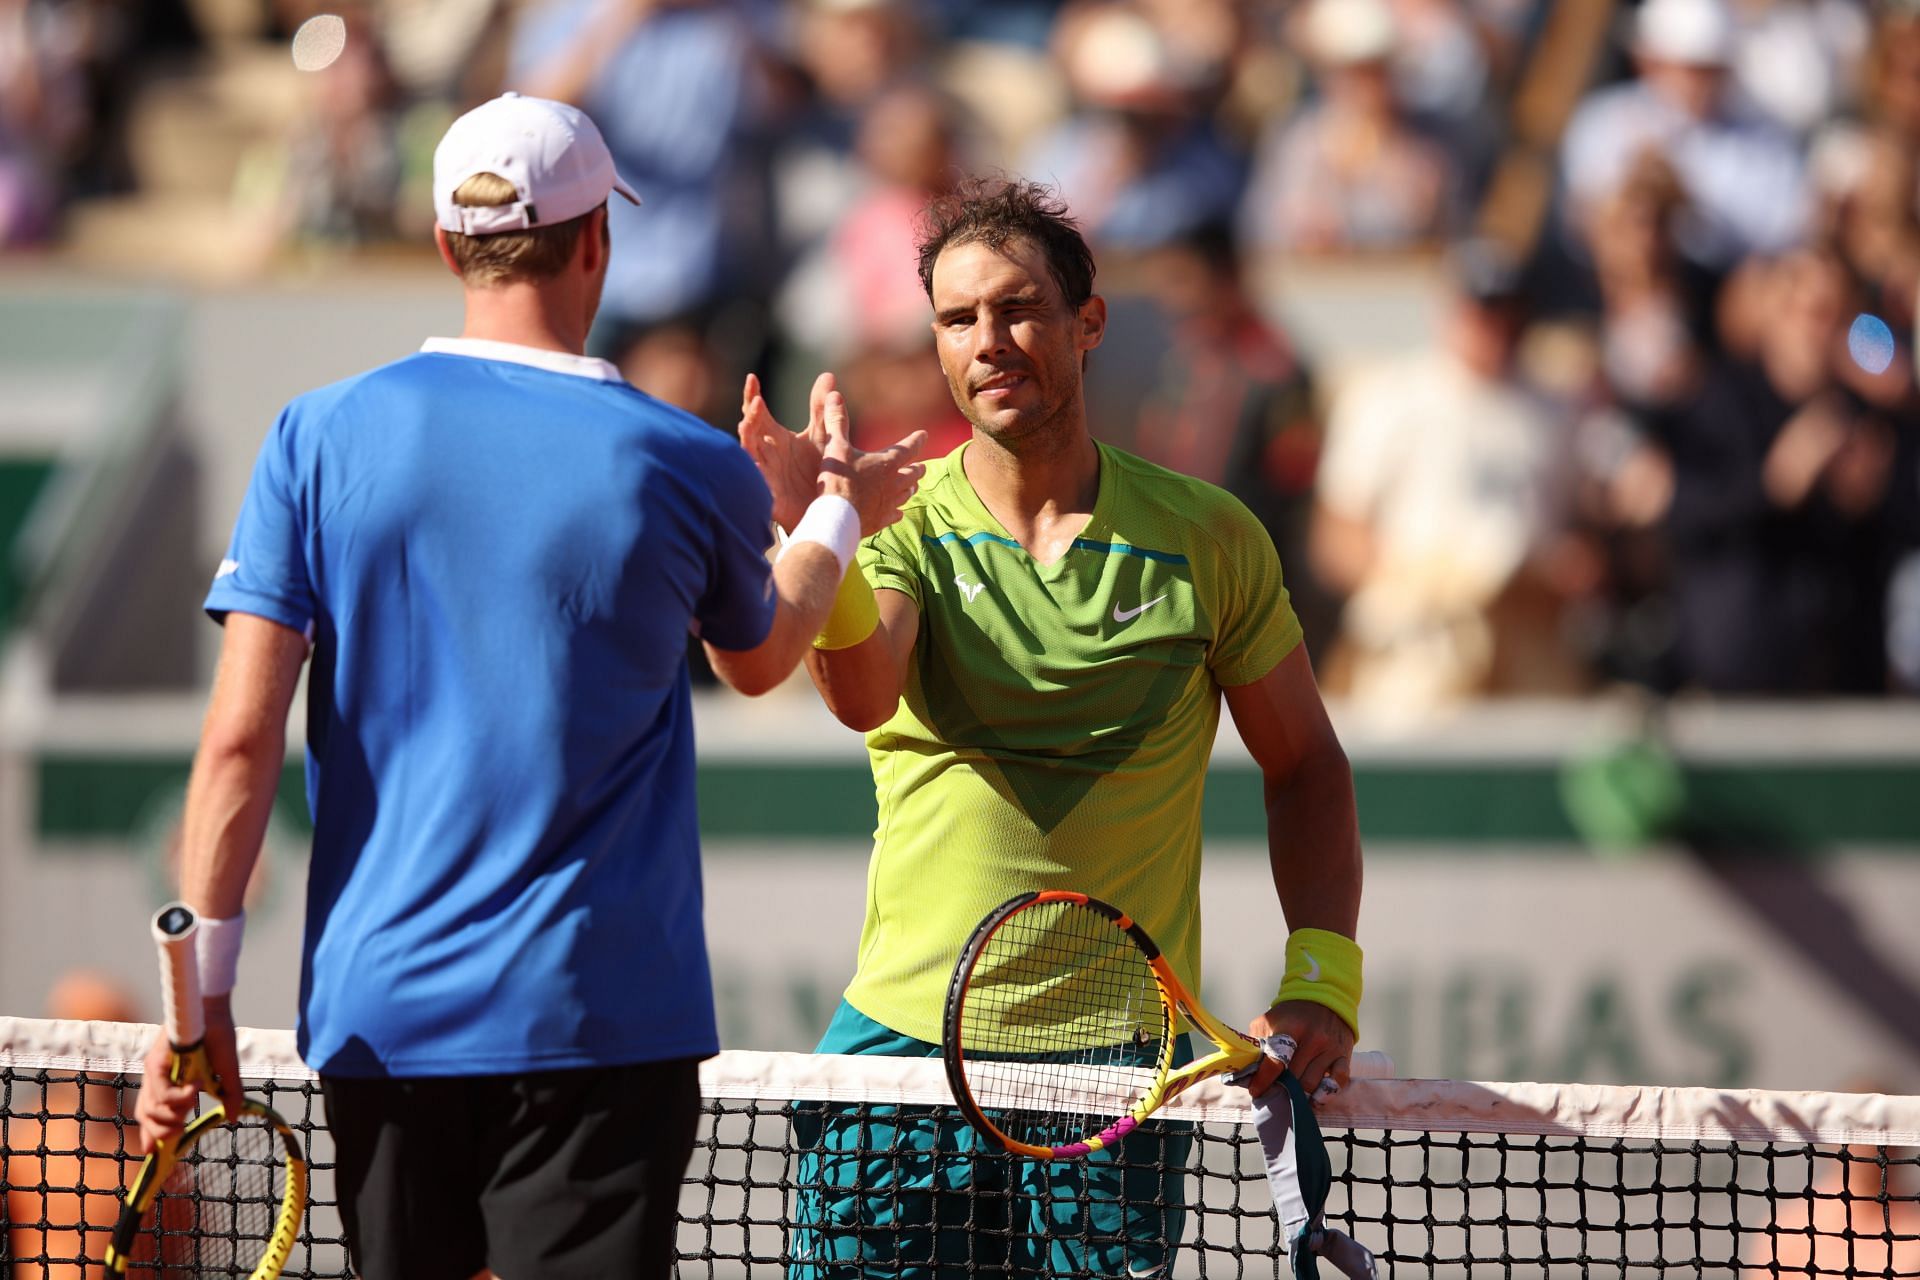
[[132, 92, 925, 1280]]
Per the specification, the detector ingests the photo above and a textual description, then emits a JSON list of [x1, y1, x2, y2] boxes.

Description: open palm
[[738, 371, 833, 532], [738, 371, 927, 536]]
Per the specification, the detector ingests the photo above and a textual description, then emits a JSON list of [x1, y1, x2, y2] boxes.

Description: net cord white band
[[2, 1018, 1915, 1146]]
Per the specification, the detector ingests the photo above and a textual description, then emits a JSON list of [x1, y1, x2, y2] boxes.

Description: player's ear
[[578, 205, 609, 275], [1076, 294, 1107, 354], [433, 225, 463, 280]]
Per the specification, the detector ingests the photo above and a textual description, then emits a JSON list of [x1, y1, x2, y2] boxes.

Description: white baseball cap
[[1633, 0, 1733, 66], [433, 92, 640, 236], [1304, 0, 1396, 67]]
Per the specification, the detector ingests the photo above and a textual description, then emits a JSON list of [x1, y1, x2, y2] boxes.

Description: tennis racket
[[942, 889, 1384, 1160], [105, 903, 308, 1279]]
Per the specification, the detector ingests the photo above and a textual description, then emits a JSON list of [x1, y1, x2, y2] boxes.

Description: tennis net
[[2, 1016, 1916, 1277]]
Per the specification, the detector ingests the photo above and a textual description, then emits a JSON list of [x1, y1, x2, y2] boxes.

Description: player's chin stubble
[[951, 376, 1083, 462]]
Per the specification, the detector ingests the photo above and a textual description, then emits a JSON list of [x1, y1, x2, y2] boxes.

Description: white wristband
[[781, 495, 860, 576], [195, 912, 245, 998]]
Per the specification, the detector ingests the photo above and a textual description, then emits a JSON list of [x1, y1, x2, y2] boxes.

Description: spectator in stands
[[1309, 239, 1584, 714], [1559, 153, 1706, 692], [1890, 404, 1920, 694], [511, 0, 769, 373], [1380, 0, 1506, 200], [1805, 8, 1920, 343], [1585, 151, 1708, 415], [278, 9, 408, 247], [769, 0, 930, 260], [374, 0, 514, 106], [775, 84, 973, 458], [1559, 0, 1807, 276], [1658, 247, 1905, 693], [1871, 4, 1920, 146], [1241, 0, 1453, 255], [924, 0, 1067, 49], [1809, 125, 1920, 344], [1022, 2, 1244, 253], [780, 87, 965, 366], [0, 0, 89, 245], [1131, 221, 1333, 650], [1722, 0, 1870, 140]]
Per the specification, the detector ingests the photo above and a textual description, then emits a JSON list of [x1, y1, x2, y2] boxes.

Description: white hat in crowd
[[433, 92, 640, 237], [1633, 0, 1734, 66], [1304, 0, 1397, 67]]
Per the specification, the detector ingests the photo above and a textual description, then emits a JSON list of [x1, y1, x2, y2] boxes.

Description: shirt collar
[[420, 337, 624, 384]]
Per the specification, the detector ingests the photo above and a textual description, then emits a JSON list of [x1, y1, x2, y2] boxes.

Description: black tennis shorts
[[321, 1057, 702, 1280]]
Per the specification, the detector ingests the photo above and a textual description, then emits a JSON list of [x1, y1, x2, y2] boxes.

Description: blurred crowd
[[7, 0, 1920, 712]]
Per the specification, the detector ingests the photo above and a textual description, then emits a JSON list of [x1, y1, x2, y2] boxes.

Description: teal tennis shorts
[[789, 1000, 1194, 1279]]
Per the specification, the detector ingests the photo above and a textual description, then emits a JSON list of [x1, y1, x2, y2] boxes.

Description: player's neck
[[458, 281, 592, 357], [963, 420, 1101, 565]]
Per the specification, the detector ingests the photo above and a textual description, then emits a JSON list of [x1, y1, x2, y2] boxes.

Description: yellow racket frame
[[110, 904, 309, 1278], [105, 1070, 309, 1278], [945, 889, 1266, 1159]]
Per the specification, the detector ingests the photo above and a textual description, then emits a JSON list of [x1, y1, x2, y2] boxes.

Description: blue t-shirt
[[206, 339, 775, 1077]]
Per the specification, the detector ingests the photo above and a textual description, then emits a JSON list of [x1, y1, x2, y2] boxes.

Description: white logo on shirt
[[215, 559, 240, 580], [954, 573, 986, 603], [1112, 593, 1168, 623]]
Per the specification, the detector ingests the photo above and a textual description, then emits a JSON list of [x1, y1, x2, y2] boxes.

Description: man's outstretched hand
[[739, 371, 926, 536]]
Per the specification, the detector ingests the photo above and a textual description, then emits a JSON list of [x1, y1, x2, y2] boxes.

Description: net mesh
[[155, 1111, 285, 1269], [3, 1018, 1917, 1278]]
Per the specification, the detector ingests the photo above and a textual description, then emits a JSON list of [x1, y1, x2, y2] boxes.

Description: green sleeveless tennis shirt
[[843, 440, 1303, 1042]]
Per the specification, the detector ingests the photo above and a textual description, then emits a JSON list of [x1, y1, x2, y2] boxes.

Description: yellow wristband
[[1274, 927, 1363, 1037], [814, 561, 879, 650]]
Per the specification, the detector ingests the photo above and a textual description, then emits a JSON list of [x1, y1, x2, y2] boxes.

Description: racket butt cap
[[151, 901, 205, 1048]]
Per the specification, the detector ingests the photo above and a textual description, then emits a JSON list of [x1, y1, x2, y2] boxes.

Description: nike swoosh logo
[[1302, 951, 1321, 983], [1112, 593, 1169, 623]]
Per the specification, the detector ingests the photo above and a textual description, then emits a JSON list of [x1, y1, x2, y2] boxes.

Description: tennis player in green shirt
[[740, 178, 1364, 1279]]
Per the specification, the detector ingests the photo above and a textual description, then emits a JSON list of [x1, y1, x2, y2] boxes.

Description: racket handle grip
[[152, 902, 204, 1048]]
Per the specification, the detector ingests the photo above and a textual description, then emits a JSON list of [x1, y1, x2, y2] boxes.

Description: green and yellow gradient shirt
[[844, 441, 1303, 1043]]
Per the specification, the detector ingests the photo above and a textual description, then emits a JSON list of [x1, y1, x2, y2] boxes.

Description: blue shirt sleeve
[[695, 442, 776, 651], [204, 406, 318, 634]]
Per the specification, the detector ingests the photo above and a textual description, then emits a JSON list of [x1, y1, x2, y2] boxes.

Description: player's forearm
[[705, 543, 841, 696], [804, 630, 904, 731], [1261, 741, 1362, 938], [179, 730, 286, 919], [181, 615, 308, 918]]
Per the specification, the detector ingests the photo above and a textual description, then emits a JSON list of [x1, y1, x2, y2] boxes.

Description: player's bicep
[[1222, 645, 1341, 784], [873, 587, 919, 672], [202, 613, 310, 753]]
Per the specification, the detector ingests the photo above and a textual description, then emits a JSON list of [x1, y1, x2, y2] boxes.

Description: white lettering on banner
[[694, 847, 1920, 1091]]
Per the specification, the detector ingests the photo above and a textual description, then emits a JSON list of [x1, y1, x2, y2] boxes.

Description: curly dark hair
[[915, 177, 1096, 309]]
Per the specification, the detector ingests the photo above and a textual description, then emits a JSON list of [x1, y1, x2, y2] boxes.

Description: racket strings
[[957, 900, 1171, 1150], [151, 1113, 287, 1272]]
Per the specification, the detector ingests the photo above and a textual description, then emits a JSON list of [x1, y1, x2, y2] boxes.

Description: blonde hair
[[443, 172, 593, 286]]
